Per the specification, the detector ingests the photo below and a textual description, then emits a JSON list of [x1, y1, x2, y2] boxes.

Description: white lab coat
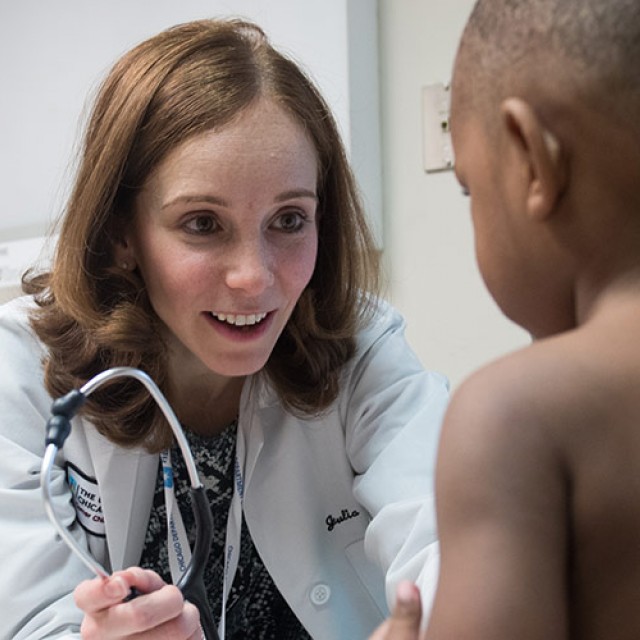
[[0, 295, 448, 640]]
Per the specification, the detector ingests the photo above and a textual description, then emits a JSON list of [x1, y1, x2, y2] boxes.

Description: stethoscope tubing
[[40, 366, 219, 640], [41, 441, 110, 578], [80, 368, 202, 487]]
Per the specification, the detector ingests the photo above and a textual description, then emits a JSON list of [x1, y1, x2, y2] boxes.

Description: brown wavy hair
[[24, 18, 380, 452]]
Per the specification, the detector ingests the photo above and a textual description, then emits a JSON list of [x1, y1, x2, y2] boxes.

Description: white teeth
[[211, 312, 267, 326]]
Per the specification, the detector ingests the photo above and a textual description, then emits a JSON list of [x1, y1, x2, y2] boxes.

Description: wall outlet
[[422, 83, 454, 173]]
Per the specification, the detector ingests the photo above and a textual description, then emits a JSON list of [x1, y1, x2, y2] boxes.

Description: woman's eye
[[184, 214, 219, 235], [273, 210, 306, 233]]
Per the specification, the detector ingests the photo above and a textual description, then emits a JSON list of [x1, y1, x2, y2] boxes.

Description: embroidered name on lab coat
[[326, 508, 360, 532], [66, 462, 105, 537]]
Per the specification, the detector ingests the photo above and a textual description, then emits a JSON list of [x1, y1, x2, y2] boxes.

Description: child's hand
[[369, 581, 427, 640]]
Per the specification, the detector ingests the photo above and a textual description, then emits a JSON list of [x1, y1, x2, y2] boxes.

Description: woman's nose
[[224, 240, 275, 294]]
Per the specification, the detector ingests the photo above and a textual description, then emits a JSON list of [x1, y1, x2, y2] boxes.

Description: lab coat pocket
[[344, 538, 389, 618]]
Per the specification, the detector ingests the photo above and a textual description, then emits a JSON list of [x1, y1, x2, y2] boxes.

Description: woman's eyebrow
[[161, 189, 317, 209], [161, 194, 229, 209], [275, 189, 318, 202]]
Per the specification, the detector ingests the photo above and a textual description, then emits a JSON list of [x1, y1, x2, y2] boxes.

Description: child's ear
[[500, 97, 566, 221]]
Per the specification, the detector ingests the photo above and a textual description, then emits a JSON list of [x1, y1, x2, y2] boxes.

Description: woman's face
[[121, 99, 319, 381]]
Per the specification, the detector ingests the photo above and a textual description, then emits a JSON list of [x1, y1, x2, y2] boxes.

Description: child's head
[[450, 0, 640, 338], [453, 0, 640, 138]]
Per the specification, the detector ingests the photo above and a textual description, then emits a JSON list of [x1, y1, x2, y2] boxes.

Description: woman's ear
[[112, 236, 137, 272], [500, 97, 566, 221]]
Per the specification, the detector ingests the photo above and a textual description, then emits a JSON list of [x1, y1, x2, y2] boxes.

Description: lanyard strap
[[161, 450, 192, 581], [161, 427, 245, 639], [219, 425, 245, 638]]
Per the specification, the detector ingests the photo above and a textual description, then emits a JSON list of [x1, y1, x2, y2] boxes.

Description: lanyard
[[160, 426, 246, 639]]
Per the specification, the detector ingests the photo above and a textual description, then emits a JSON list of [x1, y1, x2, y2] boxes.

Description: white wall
[[0, 0, 381, 241], [378, 1, 530, 389]]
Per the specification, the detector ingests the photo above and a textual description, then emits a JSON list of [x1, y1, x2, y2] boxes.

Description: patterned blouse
[[139, 421, 313, 639]]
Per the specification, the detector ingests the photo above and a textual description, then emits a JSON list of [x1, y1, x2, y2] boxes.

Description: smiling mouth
[[208, 311, 269, 327]]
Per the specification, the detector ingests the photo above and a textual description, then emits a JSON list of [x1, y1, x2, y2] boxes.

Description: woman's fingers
[[75, 568, 200, 639], [74, 575, 126, 615]]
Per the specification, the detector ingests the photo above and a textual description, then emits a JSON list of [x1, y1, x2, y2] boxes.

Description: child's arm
[[427, 355, 570, 639]]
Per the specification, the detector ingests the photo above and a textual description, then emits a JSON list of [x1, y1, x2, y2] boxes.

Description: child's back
[[565, 316, 640, 638]]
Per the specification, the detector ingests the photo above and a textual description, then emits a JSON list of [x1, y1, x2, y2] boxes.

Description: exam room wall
[[378, 1, 529, 389]]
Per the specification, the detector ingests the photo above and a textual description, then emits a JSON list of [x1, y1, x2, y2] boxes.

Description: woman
[[0, 19, 448, 639]]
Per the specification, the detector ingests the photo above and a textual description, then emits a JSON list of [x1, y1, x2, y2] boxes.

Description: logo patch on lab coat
[[66, 463, 105, 537]]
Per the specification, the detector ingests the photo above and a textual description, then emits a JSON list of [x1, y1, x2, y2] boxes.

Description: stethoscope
[[40, 366, 220, 640]]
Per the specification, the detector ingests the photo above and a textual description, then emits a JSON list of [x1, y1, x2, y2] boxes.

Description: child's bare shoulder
[[448, 326, 628, 431], [445, 338, 575, 437], [435, 341, 572, 543], [440, 319, 640, 487], [438, 334, 604, 487]]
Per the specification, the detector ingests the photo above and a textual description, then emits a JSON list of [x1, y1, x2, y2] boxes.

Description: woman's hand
[[369, 582, 427, 640], [74, 567, 203, 639]]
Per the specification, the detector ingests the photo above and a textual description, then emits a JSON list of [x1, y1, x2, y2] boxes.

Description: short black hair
[[454, 0, 640, 132]]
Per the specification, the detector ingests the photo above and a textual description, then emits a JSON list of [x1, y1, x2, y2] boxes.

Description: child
[[372, 0, 640, 638]]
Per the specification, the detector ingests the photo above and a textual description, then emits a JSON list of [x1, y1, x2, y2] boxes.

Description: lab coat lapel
[[239, 376, 268, 491], [86, 428, 158, 571]]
